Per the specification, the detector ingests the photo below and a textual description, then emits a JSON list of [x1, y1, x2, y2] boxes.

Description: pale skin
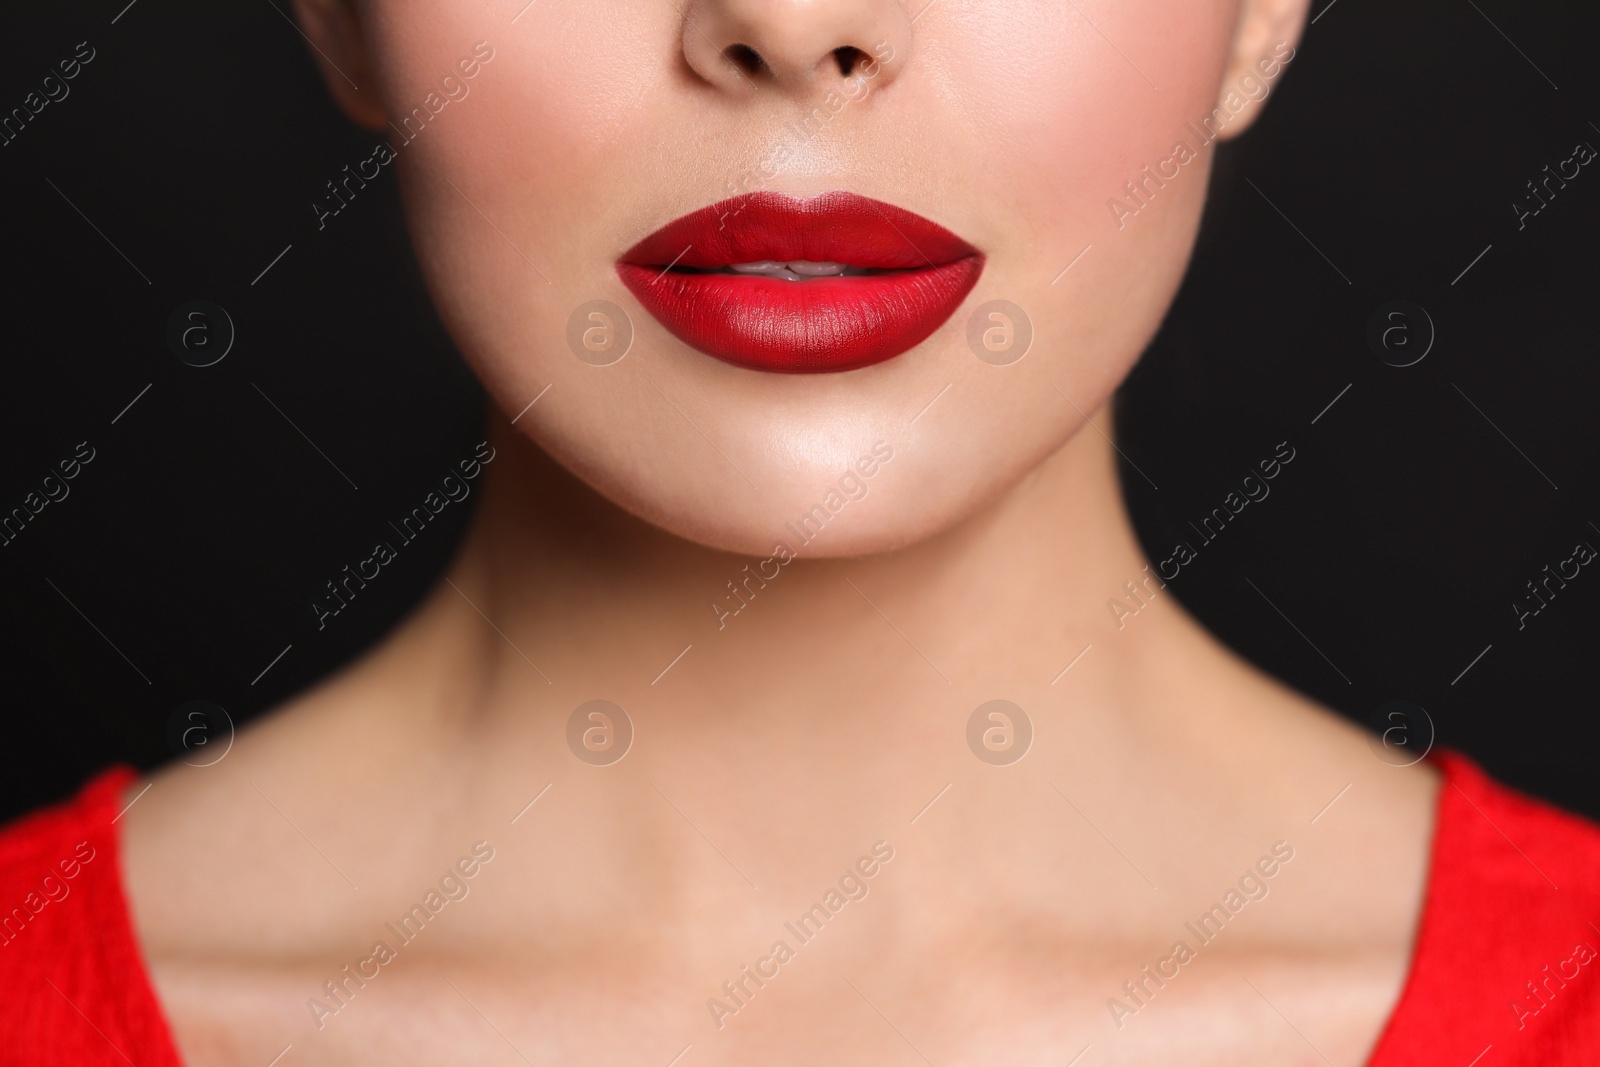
[[120, 1, 1439, 1064]]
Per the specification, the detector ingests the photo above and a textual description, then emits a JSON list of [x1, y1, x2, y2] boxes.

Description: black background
[[1, 1, 1596, 822]]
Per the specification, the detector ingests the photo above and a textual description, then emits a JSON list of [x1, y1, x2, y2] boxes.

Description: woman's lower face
[[327, 0, 1287, 557]]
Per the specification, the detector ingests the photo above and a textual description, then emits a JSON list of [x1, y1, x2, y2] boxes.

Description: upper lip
[[619, 191, 980, 272]]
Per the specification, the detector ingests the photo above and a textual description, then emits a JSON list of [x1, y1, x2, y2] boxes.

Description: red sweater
[[1, 751, 1598, 1064]]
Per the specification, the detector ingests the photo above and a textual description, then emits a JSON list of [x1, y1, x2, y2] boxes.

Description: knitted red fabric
[[0, 766, 181, 1067], [1367, 750, 1600, 1064], [2, 751, 1597, 1063]]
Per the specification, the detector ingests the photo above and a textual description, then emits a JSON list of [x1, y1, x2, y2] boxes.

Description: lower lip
[[617, 194, 984, 374], [616, 262, 984, 373]]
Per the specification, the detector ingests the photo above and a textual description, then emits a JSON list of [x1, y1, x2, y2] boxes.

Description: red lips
[[617, 192, 984, 373]]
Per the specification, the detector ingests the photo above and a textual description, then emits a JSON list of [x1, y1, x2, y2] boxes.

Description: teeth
[[728, 260, 851, 279], [788, 261, 847, 277]]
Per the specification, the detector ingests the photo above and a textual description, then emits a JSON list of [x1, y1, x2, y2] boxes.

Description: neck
[[134, 403, 1427, 973], [371, 404, 1231, 769], [289, 400, 1330, 958]]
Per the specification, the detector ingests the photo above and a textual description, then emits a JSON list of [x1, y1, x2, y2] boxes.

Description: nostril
[[723, 44, 767, 77], [831, 46, 869, 76]]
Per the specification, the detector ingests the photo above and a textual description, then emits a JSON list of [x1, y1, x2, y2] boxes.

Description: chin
[[506, 360, 1104, 561]]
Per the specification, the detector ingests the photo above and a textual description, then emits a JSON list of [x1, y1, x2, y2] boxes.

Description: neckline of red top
[[4, 749, 1600, 1063]]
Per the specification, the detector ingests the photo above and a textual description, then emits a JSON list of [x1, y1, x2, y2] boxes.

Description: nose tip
[[681, 0, 911, 95]]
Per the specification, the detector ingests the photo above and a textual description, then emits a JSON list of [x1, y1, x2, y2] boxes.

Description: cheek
[[368, 2, 648, 281], [949, 0, 1237, 291], [925, 0, 1236, 312], [368, 1, 677, 438], [896, 1, 1238, 491], [930, 3, 1236, 176]]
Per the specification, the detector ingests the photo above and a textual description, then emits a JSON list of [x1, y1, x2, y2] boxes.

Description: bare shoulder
[[118, 655, 468, 963]]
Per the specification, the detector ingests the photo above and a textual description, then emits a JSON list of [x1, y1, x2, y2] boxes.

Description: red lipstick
[[617, 192, 984, 373]]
